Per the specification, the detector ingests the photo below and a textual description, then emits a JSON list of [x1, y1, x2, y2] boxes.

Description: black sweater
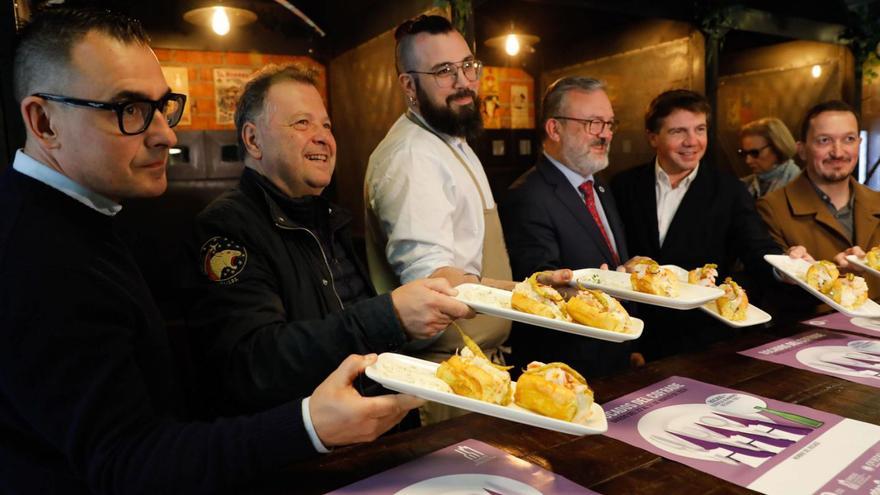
[[0, 168, 313, 494]]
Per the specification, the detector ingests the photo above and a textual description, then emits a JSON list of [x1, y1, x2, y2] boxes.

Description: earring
[[408, 95, 416, 105]]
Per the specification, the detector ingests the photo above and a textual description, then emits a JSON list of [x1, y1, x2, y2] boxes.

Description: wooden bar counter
[[252, 320, 880, 494]]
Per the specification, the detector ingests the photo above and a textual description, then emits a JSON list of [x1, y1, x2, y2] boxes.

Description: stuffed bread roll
[[866, 247, 880, 270], [514, 361, 594, 424], [715, 277, 748, 321], [805, 260, 839, 294], [630, 258, 679, 297], [827, 273, 869, 309], [688, 263, 718, 287], [511, 272, 569, 321], [565, 289, 629, 332], [436, 328, 513, 405]]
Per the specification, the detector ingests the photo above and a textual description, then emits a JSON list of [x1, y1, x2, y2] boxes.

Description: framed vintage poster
[[213, 67, 253, 125]]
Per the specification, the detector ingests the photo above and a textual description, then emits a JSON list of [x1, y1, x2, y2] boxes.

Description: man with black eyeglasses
[[0, 8, 423, 493], [499, 77, 633, 377]]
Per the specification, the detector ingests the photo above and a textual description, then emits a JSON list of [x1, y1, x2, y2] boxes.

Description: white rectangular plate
[[365, 353, 607, 436], [664, 265, 772, 328], [570, 268, 724, 310], [765, 254, 880, 318], [699, 300, 772, 328], [846, 254, 880, 278], [453, 283, 641, 343]]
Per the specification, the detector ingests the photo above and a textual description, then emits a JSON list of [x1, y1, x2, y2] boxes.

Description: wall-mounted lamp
[[485, 32, 540, 56], [811, 64, 822, 78], [184, 6, 257, 36]]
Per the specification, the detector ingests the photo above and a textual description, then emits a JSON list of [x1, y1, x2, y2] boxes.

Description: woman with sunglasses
[[738, 117, 801, 198]]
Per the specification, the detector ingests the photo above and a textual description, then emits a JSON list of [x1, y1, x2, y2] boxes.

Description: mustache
[[446, 89, 477, 105], [590, 137, 609, 147]]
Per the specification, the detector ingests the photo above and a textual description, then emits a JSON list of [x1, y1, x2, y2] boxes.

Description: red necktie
[[579, 181, 619, 265]]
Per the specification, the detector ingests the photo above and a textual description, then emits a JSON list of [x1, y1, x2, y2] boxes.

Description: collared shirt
[[808, 177, 855, 242], [301, 397, 330, 453], [366, 111, 495, 283], [12, 149, 122, 216], [544, 152, 618, 254], [655, 158, 699, 247]]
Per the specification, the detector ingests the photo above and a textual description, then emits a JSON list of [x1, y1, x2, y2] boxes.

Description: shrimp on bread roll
[[514, 361, 594, 423], [805, 260, 839, 294], [688, 263, 718, 287], [828, 273, 869, 309], [866, 247, 880, 270], [565, 289, 630, 332], [715, 277, 748, 321], [436, 327, 513, 405], [630, 258, 679, 297], [511, 272, 569, 321]]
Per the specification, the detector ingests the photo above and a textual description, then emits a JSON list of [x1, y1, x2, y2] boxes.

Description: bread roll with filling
[[688, 263, 718, 287], [565, 289, 629, 332], [436, 328, 513, 405], [828, 273, 869, 309], [715, 277, 748, 321], [866, 247, 880, 270], [511, 272, 569, 321], [630, 258, 679, 297], [514, 361, 593, 423], [805, 260, 839, 294]]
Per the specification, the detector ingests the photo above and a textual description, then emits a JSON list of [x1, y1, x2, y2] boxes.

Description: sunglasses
[[737, 144, 770, 159]]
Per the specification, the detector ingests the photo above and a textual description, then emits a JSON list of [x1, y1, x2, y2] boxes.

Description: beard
[[814, 156, 856, 184], [415, 79, 483, 140], [562, 137, 610, 176]]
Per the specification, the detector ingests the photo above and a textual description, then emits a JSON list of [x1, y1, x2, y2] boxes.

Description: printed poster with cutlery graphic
[[327, 439, 596, 494], [602, 376, 880, 494], [739, 329, 880, 388], [802, 311, 880, 338]]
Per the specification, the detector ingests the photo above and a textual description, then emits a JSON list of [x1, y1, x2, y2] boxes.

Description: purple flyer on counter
[[802, 312, 880, 338], [740, 329, 880, 389], [602, 376, 880, 495], [327, 439, 597, 494]]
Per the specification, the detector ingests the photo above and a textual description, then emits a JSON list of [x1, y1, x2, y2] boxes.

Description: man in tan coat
[[757, 100, 880, 288]]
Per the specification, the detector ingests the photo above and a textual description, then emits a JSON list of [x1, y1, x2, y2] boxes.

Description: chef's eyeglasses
[[406, 60, 483, 88], [32, 92, 187, 135]]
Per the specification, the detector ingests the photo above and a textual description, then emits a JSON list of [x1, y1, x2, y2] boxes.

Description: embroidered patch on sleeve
[[200, 236, 247, 284]]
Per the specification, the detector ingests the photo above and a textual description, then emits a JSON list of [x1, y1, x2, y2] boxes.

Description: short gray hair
[[541, 77, 606, 140]]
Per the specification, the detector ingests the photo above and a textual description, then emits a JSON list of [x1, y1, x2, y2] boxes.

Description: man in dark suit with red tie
[[500, 77, 631, 377]]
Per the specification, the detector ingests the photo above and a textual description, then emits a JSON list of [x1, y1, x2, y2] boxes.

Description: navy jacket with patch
[[183, 168, 407, 415]]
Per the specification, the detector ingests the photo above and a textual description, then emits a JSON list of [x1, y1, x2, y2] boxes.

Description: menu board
[[802, 312, 880, 338], [602, 376, 880, 494], [328, 439, 596, 494], [740, 329, 880, 389]]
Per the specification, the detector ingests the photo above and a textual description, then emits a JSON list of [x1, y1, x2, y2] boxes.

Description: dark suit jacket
[[611, 160, 782, 359], [500, 155, 630, 377]]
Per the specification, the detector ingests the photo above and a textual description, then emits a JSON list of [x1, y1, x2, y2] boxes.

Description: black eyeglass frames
[[32, 92, 187, 135]]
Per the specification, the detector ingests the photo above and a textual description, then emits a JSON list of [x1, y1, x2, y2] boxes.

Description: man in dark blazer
[[500, 76, 631, 377], [611, 89, 782, 361]]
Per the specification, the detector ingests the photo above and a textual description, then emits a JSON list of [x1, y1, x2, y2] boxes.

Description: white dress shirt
[[366, 112, 495, 283], [12, 149, 122, 216], [655, 158, 699, 247], [544, 152, 618, 254]]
